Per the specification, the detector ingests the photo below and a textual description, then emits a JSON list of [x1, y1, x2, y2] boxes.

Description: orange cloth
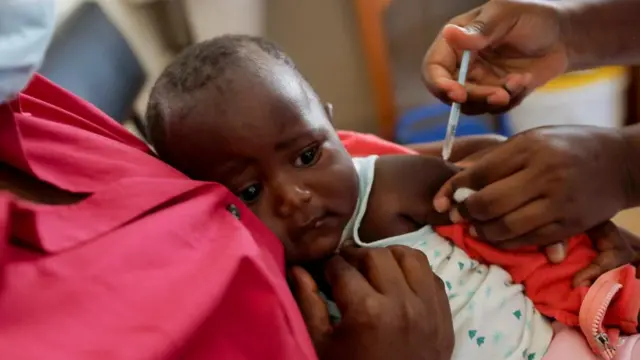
[[338, 130, 640, 333], [436, 225, 640, 333]]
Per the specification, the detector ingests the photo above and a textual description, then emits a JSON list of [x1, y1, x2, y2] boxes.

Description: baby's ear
[[324, 103, 334, 122]]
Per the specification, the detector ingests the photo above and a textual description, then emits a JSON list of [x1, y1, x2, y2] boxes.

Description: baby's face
[[169, 60, 359, 265]]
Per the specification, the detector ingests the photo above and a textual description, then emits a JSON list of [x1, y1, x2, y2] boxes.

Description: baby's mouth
[[294, 212, 342, 242], [298, 213, 330, 233]]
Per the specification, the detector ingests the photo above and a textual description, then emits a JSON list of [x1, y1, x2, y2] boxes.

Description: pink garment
[[0, 75, 316, 359], [543, 323, 640, 360]]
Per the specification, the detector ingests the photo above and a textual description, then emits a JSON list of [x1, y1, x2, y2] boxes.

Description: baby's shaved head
[[145, 34, 297, 165]]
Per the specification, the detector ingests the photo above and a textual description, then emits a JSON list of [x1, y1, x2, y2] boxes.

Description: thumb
[[443, 9, 517, 51], [544, 242, 567, 263], [289, 266, 332, 341]]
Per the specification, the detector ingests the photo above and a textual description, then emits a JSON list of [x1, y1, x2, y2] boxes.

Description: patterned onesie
[[339, 156, 554, 360]]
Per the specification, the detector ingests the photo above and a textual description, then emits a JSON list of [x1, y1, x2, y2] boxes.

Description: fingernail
[[463, 23, 482, 35], [503, 81, 523, 97], [546, 243, 567, 263], [450, 208, 463, 223], [469, 225, 478, 237], [503, 84, 515, 97], [434, 197, 450, 213]]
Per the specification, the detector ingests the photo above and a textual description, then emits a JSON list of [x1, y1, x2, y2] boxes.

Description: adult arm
[[562, 0, 640, 71], [423, 0, 640, 114], [619, 124, 640, 207]]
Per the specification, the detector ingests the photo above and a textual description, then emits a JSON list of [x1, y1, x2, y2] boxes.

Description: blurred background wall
[[53, 0, 378, 133]]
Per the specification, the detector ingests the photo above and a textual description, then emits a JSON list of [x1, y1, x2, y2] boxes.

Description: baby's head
[[146, 35, 359, 265]]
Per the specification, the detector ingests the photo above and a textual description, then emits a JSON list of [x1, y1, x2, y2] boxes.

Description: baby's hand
[[572, 221, 640, 287]]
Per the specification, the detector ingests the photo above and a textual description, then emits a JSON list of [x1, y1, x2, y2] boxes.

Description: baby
[[145, 35, 640, 360]]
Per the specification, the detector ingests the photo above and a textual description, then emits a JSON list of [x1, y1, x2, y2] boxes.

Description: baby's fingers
[[572, 251, 630, 288], [572, 263, 603, 288]]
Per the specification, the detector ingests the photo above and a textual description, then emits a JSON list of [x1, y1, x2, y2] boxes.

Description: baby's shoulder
[[357, 155, 455, 243]]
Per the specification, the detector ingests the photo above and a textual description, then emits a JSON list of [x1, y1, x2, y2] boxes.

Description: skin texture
[[422, 0, 568, 115], [365, 152, 639, 289], [290, 246, 454, 360], [433, 126, 636, 258], [157, 46, 456, 360], [160, 55, 359, 265], [358, 155, 458, 242], [405, 134, 507, 168], [155, 41, 640, 356], [422, 0, 640, 263], [423, 0, 640, 115], [156, 38, 640, 355], [561, 0, 640, 71], [576, 221, 640, 287]]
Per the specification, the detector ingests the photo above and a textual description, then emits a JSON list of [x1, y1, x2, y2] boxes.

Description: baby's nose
[[276, 184, 311, 217]]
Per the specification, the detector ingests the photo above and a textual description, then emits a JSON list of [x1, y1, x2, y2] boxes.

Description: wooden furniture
[[353, 0, 396, 139]]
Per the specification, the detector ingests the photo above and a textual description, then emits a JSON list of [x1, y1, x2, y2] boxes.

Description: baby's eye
[[238, 184, 262, 204], [295, 145, 321, 167]]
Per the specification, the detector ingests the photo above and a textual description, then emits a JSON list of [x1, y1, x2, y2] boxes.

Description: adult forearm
[[620, 124, 640, 209], [560, 0, 640, 71]]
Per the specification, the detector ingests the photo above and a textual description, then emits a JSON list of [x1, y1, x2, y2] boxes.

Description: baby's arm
[[357, 155, 457, 243]]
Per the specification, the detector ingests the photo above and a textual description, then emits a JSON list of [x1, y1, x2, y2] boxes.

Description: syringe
[[442, 50, 471, 162]]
